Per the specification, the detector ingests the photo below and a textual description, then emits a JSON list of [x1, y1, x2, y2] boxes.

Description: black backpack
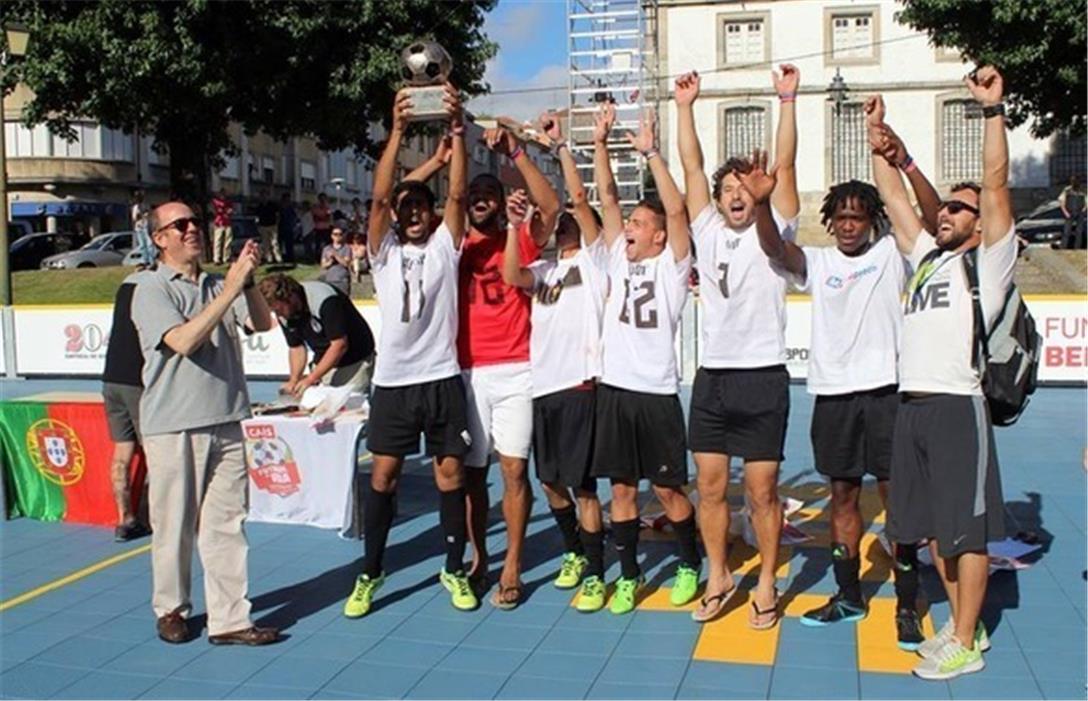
[[963, 249, 1041, 426]]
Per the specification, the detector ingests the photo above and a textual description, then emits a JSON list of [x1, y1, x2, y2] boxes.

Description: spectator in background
[[103, 270, 153, 542], [1059, 175, 1086, 250], [211, 188, 234, 265], [131, 190, 154, 267], [350, 197, 366, 236], [320, 226, 353, 296], [350, 231, 369, 281], [298, 200, 315, 263], [256, 190, 281, 264], [278, 193, 298, 265], [258, 274, 376, 397], [312, 193, 333, 263]]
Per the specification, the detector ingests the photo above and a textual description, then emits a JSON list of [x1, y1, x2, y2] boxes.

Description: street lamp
[[827, 67, 849, 116], [2, 22, 31, 307]]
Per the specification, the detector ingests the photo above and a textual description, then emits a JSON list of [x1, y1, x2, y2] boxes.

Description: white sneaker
[[919, 618, 991, 659], [913, 637, 985, 680]]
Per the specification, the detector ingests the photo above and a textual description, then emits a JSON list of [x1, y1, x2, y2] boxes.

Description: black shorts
[[811, 385, 898, 481], [103, 382, 142, 443], [688, 365, 790, 462], [367, 375, 470, 458], [887, 394, 1006, 558], [591, 384, 687, 487], [532, 385, 597, 491]]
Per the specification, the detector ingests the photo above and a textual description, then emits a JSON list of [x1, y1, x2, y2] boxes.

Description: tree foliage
[[0, 0, 498, 199], [897, 0, 1086, 138]]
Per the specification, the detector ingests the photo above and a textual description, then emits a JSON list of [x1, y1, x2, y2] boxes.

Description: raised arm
[[966, 66, 1014, 246], [737, 150, 806, 276], [485, 128, 560, 246], [864, 98, 940, 234], [443, 85, 468, 246], [770, 64, 800, 219], [501, 189, 536, 290], [592, 102, 624, 246], [541, 112, 600, 246], [628, 109, 689, 261], [865, 96, 924, 256], [368, 90, 412, 257], [405, 134, 452, 184], [675, 71, 712, 219]]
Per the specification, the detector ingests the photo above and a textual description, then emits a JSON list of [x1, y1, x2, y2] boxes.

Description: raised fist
[[772, 64, 800, 97], [674, 71, 700, 106], [965, 65, 1004, 107]]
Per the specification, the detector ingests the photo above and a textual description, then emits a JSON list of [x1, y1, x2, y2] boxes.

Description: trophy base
[[405, 85, 450, 122]]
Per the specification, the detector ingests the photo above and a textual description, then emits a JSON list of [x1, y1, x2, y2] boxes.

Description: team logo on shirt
[[244, 425, 301, 497], [26, 419, 85, 486], [825, 275, 844, 289], [825, 265, 877, 291], [536, 266, 583, 306]]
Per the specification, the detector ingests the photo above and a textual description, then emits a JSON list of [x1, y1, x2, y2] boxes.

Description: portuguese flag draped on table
[[0, 399, 144, 526]]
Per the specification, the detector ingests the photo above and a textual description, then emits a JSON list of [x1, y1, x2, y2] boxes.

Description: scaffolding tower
[[567, 0, 659, 210]]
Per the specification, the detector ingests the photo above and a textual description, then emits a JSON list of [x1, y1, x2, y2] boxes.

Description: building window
[[940, 99, 983, 183], [261, 156, 275, 183], [4, 122, 50, 157], [101, 128, 134, 162], [145, 137, 169, 166], [346, 156, 358, 187], [300, 161, 317, 191], [828, 9, 877, 63], [472, 143, 489, 166], [829, 102, 871, 184], [1050, 131, 1087, 186], [720, 105, 767, 162], [720, 15, 767, 65], [219, 151, 240, 179]]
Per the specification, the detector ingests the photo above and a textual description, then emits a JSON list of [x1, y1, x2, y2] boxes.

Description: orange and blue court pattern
[[1, 380, 1085, 700]]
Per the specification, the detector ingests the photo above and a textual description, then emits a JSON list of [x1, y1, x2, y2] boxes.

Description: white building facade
[[654, 0, 1082, 239]]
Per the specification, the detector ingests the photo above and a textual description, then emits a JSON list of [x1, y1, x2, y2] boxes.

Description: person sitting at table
[[131, 202, 279, 646], [257, 273, 376, 398]]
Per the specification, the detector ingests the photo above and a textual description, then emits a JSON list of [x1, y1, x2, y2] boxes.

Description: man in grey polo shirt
[[132, 201, 279, 646]]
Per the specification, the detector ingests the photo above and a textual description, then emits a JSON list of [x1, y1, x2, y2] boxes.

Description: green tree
[[897, 0, 1086, 137], [0, 0, 497, 202]]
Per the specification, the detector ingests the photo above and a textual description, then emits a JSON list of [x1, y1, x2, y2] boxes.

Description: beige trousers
[[259, 225, 282, 263], [212, 226, 233, 264], [144, 422, 253, 636]]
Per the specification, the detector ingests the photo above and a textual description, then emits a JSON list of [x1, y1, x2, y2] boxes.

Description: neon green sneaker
[[575, 576, 606, 613], [555, 552, 588, 589], [669, 564, 700, 607], [343, 572, 384, 618], [919, 619, 991, 659], [440, 569, 479, 611], [609, 575, 643, 615], [912, 638, 984, 680]]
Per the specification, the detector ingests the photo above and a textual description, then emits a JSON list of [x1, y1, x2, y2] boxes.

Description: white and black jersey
[[526, 237, 607, 398], [370, 224, 461, 387], [597, 237, 691, 395], [691, 204, 798, 369]]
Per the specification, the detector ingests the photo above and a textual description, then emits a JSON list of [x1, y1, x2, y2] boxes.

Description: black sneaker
[[896, 608, 925, 651], [800, 592, 867, 627], [114, 522, 152, 543]]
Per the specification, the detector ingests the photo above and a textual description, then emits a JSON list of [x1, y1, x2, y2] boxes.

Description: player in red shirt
[[462, 127, 560, 609]]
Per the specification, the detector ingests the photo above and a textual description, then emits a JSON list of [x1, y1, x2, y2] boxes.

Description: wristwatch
[[982, 103, 1005, 119]]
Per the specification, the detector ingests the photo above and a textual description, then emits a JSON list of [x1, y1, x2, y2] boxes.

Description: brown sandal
[[491, 580, 523, 610]]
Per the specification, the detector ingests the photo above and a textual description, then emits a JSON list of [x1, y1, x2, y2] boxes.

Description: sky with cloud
[[469, 0, 569, 124]]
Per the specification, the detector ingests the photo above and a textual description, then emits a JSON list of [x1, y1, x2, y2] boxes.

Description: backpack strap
[[962, 247, 989, 374]]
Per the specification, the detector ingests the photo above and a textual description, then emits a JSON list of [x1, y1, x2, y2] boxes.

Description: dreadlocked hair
[[711, 156, 754, 202], [819, 180, 888, 234]]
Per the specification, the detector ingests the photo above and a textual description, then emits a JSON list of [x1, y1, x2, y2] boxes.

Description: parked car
[[41, 231, 134, 269], [7, 220, 33, 240], [9, 232, 82, 271], [1015, 200, 1065, 245], [122, 215, 260, 266]]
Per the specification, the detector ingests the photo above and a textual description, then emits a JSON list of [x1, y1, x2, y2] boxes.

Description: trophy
[[400, 41, 453, 122]]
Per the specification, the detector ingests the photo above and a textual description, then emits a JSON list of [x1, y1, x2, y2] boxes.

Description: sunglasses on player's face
[[157, 216, 202, 234], [938, 200, 980, 216]]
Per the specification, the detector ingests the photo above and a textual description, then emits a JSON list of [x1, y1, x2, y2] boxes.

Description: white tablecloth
[[241, 413, 365, 533]]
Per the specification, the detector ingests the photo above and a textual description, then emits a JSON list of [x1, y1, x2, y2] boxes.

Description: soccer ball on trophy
[[400, 41, 453, 122]]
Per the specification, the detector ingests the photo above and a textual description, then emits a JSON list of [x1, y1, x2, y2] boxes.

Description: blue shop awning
[[11, 201, 129, 219]]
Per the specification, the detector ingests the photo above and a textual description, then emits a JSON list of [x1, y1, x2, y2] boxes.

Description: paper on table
[[299, 385, 367, 423]]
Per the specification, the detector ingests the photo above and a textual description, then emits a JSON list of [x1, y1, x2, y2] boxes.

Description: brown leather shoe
[[156, 612, 191, 644], [207, 626, 280, 646]]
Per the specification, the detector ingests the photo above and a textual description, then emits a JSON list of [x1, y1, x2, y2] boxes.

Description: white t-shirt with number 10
[[370, 223, 462, 387], [598, 236, 692, 395]]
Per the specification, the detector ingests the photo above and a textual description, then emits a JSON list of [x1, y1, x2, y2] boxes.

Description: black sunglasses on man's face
[[157, 216, 202, 234], [938, 200, 980, 216]]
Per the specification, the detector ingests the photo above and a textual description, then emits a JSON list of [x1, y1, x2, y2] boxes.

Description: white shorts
[[462, 361, 533, 467]]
